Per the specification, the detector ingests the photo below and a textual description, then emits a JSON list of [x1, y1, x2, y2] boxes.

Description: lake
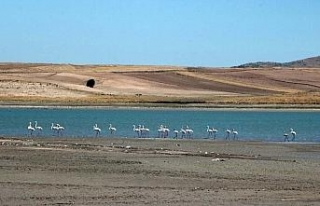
[[0, 107, 320, 142]]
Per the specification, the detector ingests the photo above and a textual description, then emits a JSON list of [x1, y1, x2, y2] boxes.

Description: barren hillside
[[1, 63, 320, 106]]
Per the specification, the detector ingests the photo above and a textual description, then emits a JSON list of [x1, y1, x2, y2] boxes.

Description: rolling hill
[[1, 58, 320, 107], [234, 56, 320, 68]]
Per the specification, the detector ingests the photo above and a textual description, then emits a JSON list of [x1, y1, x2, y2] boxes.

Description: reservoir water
[[0, 107, 320, 142]]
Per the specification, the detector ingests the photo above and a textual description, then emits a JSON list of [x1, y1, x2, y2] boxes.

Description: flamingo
[[226, 129, 231, 139], [51, 123, 59, 135], [163, 126, 170, 138], [158, 125, 165, 138], [232, 129, 238, 140], [185, 126, 193, 139], [212, 128, 218, 139], [109, 124, 117, 135], [27, 122, 35, 136], [140, 125, 150, 138], [34, 121, 43, 135], [290, 128, 296, 141], [173, 129, 179, 139], [133, 125, 141, 138], [180, 127, 186, 139], [56, 124, 64, 136], [207, 126, 213, 138], [283, 133, 289, 142], [93, 124, 101, 137]]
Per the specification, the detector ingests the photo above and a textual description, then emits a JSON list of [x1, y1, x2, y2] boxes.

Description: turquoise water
[[0, 107, 320, 142]]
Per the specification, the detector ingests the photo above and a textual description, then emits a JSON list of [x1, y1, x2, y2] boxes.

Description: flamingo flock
[[92, 123, 119, 137], [51, 123, 64, 136], [26, 121, 297, 142], [27, 121, 64, 137], [132, 125, 149, 138], [206, 126, 218, 139], [158, 125, 170, 138], [27, 121, 44, 136]]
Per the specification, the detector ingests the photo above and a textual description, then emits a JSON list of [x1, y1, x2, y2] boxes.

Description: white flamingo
[[93, 124, 101, 137], [133, 125, 141, 138], [180, 127, 186, 139], [163, 126, 170, 138], [212, 128, 218, 139], [173, 129, 179, 139], [27, 122, 35, 136], [207, 126, 213, 138], [158, 125, 165, 138], [140, 125, 150, 138], [290, 128, 296, 141], [109, 124, 117, 135], [56, 124, 64, 136], [51, 123, 59, 135], [185, 126, 193, 139], [34, 121, 43, 135], [226, 129, 231, 139], [232, 129, 238, 140], [283, 133, 289, 142]]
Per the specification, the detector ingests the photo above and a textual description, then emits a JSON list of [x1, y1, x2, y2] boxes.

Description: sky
[[0, 0, 319, 67]]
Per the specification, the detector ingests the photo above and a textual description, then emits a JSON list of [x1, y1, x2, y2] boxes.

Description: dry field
[[1, 63, 320, 107], [1, 137, 320, 205]]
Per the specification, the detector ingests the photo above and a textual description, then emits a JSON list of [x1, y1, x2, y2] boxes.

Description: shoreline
[[1, 136, 319, 145], [2, 103, 320, 111]]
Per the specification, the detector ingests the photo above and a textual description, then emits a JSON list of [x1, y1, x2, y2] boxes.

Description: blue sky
[[0, 0, 319, 67]]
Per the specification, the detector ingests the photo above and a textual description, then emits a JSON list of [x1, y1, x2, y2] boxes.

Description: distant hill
[[234, 56, 320, 68]]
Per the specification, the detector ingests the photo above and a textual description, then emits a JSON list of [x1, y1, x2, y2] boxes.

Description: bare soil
[[0, 137, 319, 205]]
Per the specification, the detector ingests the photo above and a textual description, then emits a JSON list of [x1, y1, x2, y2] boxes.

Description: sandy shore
[[0, 137, 319, 205]]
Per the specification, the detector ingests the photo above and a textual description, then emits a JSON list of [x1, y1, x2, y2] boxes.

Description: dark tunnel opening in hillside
[[86, 79, 95, 88]]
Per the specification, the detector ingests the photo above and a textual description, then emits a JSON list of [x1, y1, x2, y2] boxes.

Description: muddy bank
[[0, 137, 320, 205]]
